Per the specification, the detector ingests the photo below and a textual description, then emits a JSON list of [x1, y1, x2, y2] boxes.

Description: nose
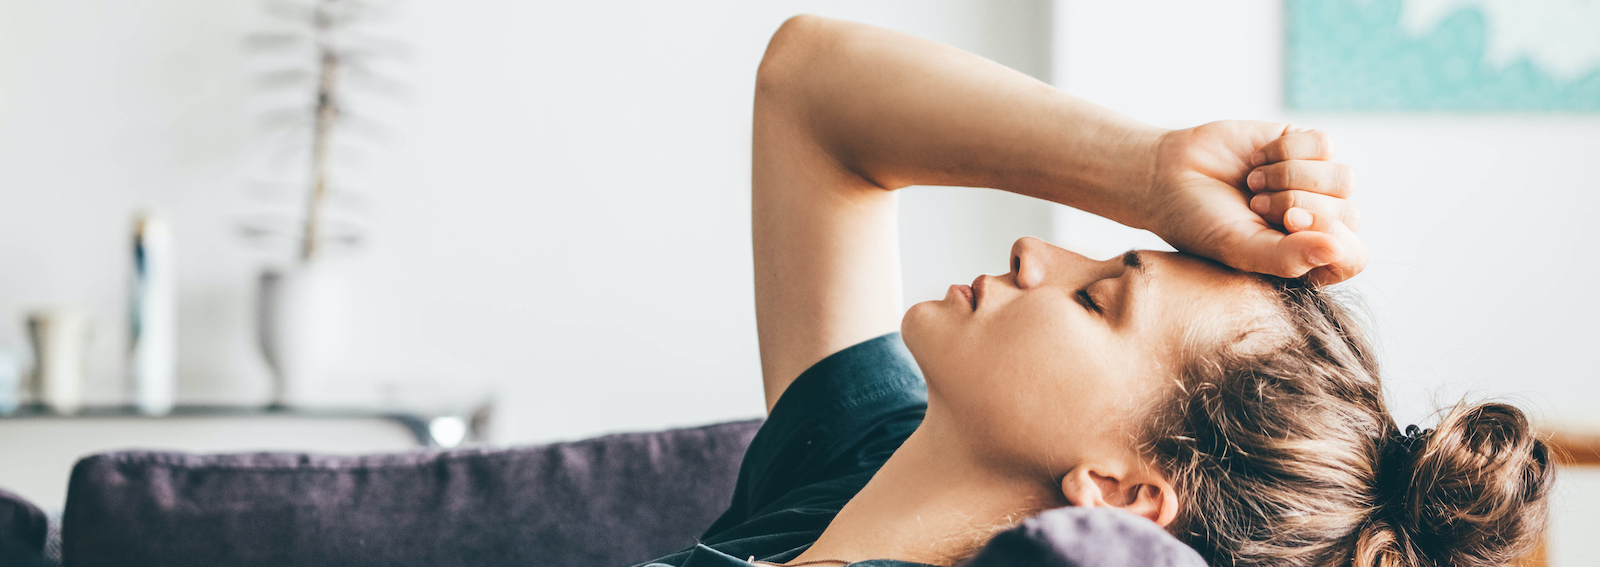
[[1010, 236, 1055, 290], [1009, 236, 1101, 290]]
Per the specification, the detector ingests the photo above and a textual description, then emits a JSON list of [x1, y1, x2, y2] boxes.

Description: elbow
[[756, 15, 828, 105]]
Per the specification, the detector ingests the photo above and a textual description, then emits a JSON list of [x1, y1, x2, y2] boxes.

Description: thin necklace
[[747, 556, 851, 566]]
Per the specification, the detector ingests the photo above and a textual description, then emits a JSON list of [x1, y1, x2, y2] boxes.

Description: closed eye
[[1076, 289, 1101, 314]]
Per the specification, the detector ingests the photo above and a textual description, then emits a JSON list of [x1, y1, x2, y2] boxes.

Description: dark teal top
[[634, 333, 933, 567]]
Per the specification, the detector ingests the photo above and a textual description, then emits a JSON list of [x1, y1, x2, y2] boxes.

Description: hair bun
[[1363, 403, 1555, 567]]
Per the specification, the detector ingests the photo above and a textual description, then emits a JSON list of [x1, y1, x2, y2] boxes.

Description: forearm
[[760, 16, 1167, 227]]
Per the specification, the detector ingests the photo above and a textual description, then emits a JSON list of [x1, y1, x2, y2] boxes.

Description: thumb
[[1224, 220, 1343, 279]]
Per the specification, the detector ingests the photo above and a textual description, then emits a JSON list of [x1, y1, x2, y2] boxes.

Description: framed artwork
[[1285, 0, 1600, 111]]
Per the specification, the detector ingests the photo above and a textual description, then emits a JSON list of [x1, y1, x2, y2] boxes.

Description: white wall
[[1052, 0, 1600, 427], [1051, 2, 1599, 564], [4, 0, 1592, 445], [0, 1, 1053, 445]]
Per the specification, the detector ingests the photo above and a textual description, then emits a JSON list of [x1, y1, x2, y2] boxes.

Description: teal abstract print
[[1286, 0, 1600, 111]]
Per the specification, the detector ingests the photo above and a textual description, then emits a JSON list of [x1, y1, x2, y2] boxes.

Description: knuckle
[[1258, 140, 1283, 162], [1309, 130, 1333, 157], [1280, 164, 1305, 189], [1277, 190, 1302, 212], [1264, 163, 1287, 187]]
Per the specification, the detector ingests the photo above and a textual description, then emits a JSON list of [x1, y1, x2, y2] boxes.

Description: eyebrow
[[1122, 250, 1145, 274], [1114, 250, 1148, 324]]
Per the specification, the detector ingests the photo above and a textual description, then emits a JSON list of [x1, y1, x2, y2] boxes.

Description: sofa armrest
[[0, 487, 50, 567]]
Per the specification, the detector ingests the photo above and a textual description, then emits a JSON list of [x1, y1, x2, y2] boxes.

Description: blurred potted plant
[[245, 0, 405, 406]]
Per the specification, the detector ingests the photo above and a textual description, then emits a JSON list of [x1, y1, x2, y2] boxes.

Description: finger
[[1250, 129, 1334, 165], [1277, 208, 1367, 283], [1249, 190, 1362, 232], [1246, 160, 1354, 198], [1225, 223, 1344, 280], [1303, 220, 1369, 285], [1282, 205, 1341, 236], [1222, 206, 1363, 280]]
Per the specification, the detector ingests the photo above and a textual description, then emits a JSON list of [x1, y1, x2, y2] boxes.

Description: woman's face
[[901, 236, 1271, 472]]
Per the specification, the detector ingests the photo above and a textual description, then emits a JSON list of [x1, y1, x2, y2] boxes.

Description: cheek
[[925, 298, 1079, 396], [909, 294, 1126, 415], [978, 296, 1094, 371], [953, 300, 1136, 452]]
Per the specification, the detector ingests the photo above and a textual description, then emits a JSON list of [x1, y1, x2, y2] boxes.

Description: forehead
[[1135, 251, 1275, 345]]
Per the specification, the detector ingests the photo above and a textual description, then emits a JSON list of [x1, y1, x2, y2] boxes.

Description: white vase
[[257, 262, 350, 407]]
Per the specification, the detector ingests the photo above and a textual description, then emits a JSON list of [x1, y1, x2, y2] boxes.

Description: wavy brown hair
[[1144, 277, 1555, 567]]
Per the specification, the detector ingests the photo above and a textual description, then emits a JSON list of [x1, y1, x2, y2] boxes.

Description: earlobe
[[1060, 465, 1180, 527]]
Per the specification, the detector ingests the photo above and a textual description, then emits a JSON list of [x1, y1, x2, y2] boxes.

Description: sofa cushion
[[0, 487, 49, 567], [61, 419, 762, 567], [967, 507, 1206, 567]]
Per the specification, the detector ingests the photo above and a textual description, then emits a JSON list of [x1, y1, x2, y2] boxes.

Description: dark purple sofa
[[0, 419, 1204, 567]]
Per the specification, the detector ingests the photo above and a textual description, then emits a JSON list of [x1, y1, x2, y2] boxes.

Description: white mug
[[28, 308, 94, 414]]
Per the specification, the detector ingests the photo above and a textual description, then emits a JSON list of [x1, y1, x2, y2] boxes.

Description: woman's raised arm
[[752, 15, 1364, 410]]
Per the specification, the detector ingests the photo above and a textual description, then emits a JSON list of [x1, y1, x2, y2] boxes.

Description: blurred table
[[0, 403, 491, 510]]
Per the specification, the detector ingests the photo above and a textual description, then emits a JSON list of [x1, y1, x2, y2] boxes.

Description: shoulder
[[706, 334, 926, 536]]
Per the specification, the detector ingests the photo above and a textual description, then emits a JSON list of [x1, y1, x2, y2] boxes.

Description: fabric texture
[[637, 333, 930, 567], [967, 507, 1207, 567], [0, 487, 50, 567], [60, 418, 761, 567]]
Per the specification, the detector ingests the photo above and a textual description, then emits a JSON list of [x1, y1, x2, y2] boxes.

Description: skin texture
[[902, 241, 1273, 486], [749, 16, 1366, 565]]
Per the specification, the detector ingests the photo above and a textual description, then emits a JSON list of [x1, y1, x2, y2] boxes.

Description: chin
[[900, 301, 923, 332], [900, 301, 938, 356], [899, 300, 956, 377]]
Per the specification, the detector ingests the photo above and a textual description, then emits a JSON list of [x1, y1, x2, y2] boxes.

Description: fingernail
[[1309, 248, 1334, 266], [1286, 208, 1313, 228], [1247, 169, 1264, 190], [1250, 194, 1270, 214], [1251, 151, 1265, 166]]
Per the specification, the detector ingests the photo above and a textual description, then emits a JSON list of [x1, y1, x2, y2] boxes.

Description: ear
[[1060, 464, 1180, 527]]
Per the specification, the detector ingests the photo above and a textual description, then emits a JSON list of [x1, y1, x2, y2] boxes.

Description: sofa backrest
[[61, 419, 762, 567]]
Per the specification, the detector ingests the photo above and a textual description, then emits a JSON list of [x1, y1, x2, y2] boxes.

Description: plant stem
[[301, 4, 339, 263]]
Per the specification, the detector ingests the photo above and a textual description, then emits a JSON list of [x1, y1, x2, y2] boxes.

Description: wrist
[[1022, 117, 1168, 227], [1093, 124, 1169, 231]]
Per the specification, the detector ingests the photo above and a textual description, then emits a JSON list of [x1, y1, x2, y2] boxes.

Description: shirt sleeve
[[700, 333, 927, 538]]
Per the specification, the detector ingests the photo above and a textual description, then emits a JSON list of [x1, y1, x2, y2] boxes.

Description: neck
[[794, 408, 1060, 566]]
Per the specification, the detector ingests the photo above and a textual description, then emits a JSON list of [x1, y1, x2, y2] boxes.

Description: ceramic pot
[[257, 262, 349, 406], [27, 308, 93, 414]]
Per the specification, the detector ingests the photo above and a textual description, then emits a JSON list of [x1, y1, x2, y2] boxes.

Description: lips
[[969, 275, 985, 311], [951, 284, 975, 311]]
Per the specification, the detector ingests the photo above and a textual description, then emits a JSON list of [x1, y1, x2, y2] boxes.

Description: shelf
[[1, 403, 490, 447]]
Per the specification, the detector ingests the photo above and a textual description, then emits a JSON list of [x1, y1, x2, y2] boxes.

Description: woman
[[641, 16, 1551, 567]]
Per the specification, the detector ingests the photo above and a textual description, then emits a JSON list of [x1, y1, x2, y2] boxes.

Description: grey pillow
[[967, 507, 1206, 567], [0, 487, 49, 567]]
